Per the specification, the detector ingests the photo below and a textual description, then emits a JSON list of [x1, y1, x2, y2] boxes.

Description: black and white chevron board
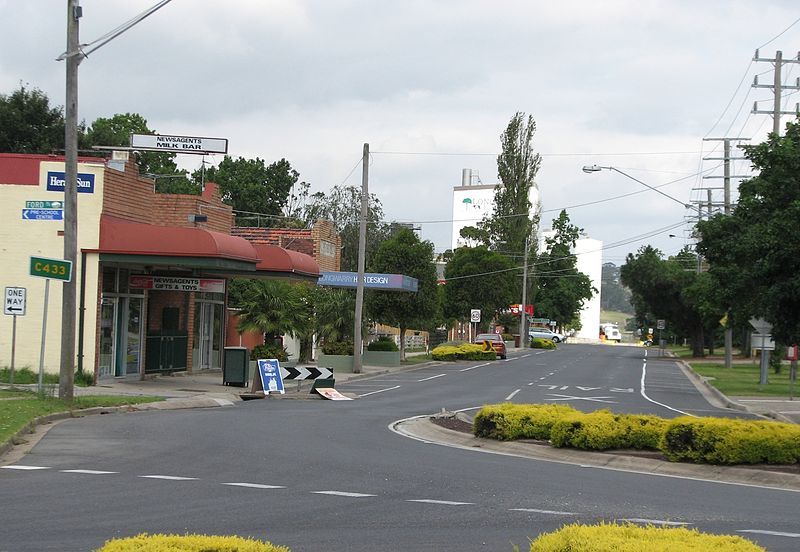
[[280, 366, 334, 381]]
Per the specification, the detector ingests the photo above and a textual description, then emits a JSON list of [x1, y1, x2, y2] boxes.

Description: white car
[[529, 328, 565, 343]]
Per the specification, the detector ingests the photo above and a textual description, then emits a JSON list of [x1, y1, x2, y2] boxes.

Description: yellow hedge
[[96, 533, 290, 552], [529, 522, 765, 552], [550, 410, 666, 451], [473, 403, 580, 441], [431, 343, 496, 361]]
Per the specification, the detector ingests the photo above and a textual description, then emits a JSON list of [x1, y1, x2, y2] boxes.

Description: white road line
[[739, 530, 800, 538], [223, 483, 286, 489], [509, 508, 577, 516], [139, 475, 198, 481], [312, 490, 376, 498], [1, 465, 50, 470], [520, 353, 532, 358], [417, 374, 447, 382], [358, 385, 401, 397], [505, 389, 521, 401], [619, 518, 689, 526], [640, 359, 694, 417], [459, 362, 492, 372], [60, 469, 117, 475], [407, 499, 473, 505]]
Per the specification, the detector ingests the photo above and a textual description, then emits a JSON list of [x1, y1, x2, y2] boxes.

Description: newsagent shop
[[0, 153, 320, 380]]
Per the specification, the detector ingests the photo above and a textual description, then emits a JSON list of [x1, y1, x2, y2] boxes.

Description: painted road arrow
[[280, 366, 334, 380]]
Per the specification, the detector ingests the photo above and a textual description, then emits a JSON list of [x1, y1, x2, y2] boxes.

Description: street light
[[581, 165, 701, 215]]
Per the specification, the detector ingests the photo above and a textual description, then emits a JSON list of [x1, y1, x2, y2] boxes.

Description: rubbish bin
[[223, 346, 249, 387]]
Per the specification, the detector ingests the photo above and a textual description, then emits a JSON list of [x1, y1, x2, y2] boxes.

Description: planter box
[[317, 353, 354, 373], [504, 341, 515, 350], [363, 350, 402, 367]]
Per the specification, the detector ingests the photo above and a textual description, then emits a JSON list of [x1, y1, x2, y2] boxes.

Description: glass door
[[193, 301, 223, 370], [114, 297, 143, 377], [99, 299, 116, 378]]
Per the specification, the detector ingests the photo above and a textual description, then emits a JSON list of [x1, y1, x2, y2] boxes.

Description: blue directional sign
[[256, 359, 285, 395], [22, 209, 63, 221]]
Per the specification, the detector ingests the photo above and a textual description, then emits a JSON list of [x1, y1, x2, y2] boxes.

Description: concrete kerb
[[395, 413, 800, 492]]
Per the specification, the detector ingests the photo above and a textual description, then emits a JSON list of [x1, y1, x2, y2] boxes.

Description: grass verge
[[690, 362, 795, 397], [0, 390, 163, 446], [402, 354, 433, 365]]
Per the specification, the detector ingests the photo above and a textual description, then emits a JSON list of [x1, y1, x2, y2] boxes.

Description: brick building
[[232, 220, 341, 272], [0, 153, 319, 380]]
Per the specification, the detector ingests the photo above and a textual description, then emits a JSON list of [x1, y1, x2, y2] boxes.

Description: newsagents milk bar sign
[[46, 171, 95, 193], [318, 271, 418, 292], [130, 133, 228, 154]]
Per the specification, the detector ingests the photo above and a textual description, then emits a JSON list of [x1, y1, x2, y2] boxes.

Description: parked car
[[528, 327, 565, 343], [474, 333, 507, 359]]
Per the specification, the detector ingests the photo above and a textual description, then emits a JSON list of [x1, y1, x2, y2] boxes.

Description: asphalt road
[[1, 344, 798, 552]]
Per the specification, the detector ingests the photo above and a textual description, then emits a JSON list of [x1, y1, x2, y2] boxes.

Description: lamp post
[[581, 165, 702, 216]]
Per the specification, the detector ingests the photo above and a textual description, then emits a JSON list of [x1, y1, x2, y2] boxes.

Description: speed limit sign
[[470, 309, 481, 323], [657, 319, 665, 330]]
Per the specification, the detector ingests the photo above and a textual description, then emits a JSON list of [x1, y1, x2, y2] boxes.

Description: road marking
[[509, 508, 577, 516], [139, 475, 198, 481], [459, 362, 492, 372], [640, 360, 694, 417], [505, 389, 521, 400], [546, 393, 616, 404], [1, 465, 50, 470], [358, 385, 401, 397], [619, 518, 689, 526], [739, 530, 800, 538], [223, 483, 286, 489], [520, 353, 532, 358], [312, 490, 376, 498], [60, 469, 117, 475], [417, 374, 447, 382], [407, 499, 473, 505]]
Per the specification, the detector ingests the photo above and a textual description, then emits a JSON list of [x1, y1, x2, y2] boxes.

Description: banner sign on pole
[[257, 359, 285, 395]]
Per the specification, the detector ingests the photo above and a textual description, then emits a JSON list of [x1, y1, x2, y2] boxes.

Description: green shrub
[[501, 333, 514, 341], [367, 337, 399, 352], [250, 343, 289, 362], [96, 533, 290, 551], [528, 522, 765, 551], [0, 367, 58, 385], [473, 403, 580, 441], [74, 370, 95, 387], [530, 337, 556, 349], [550, 410, 666, 451], [661, 416, 800, 465], [431, 343, 495, 361], [321, 341, 353, 356]]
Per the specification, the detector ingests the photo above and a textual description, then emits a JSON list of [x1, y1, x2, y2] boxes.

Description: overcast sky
[[2, 1, 799, 264]]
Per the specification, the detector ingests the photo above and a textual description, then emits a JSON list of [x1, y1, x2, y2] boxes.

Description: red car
[[475, 333, 507, 359]]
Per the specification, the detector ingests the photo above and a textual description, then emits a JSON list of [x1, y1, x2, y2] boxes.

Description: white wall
[[574, 237, 602, 340]]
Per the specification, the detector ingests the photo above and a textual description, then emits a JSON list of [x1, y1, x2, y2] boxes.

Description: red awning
[[93, 215, 320, 279]]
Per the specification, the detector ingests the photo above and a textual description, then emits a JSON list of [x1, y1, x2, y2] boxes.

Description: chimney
[[202, 181, 220, 201]]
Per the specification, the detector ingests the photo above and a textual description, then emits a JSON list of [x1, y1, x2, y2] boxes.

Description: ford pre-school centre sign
[[130, 133, 228, 155], [318, 272, 418, 292]]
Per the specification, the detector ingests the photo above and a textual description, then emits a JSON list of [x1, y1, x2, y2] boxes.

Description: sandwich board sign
[[256, 359, 285, 395]]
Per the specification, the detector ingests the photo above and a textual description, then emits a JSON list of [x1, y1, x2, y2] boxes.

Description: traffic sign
[[30, 256, 73, 282], [25, 201, 63, 209], [751, 333, 776, 351], [22, 209, 63, 221], [4, 287, 26, 316], [470, 309, 481, 323], [749, 318, 773, 334], [656, 319, 665, 330]]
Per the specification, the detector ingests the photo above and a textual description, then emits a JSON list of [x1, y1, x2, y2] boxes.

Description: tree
[[601, 263, 633, 313], [198, 156, 300, 223], [366, 228, 439, 360], [0, 84, 67, 153], [443, 246, 518, 329], [697, 120, 800, 344], [85, 113, 194, 193], [620, 245, 714, 356], [233, 279, 314, 360], [303, 184, 389, 271], [534, 210, 595, 330]]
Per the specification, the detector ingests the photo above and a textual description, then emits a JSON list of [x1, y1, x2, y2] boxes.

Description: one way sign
[[4, 287, 26, 316]]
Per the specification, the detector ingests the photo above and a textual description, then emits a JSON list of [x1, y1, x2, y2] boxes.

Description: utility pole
[[60, 0, 82, 402], [518, 236, 529, 345], [752, 49, 800, 137], [353, 143, 369, 374], [702, 137, 749, 369]]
